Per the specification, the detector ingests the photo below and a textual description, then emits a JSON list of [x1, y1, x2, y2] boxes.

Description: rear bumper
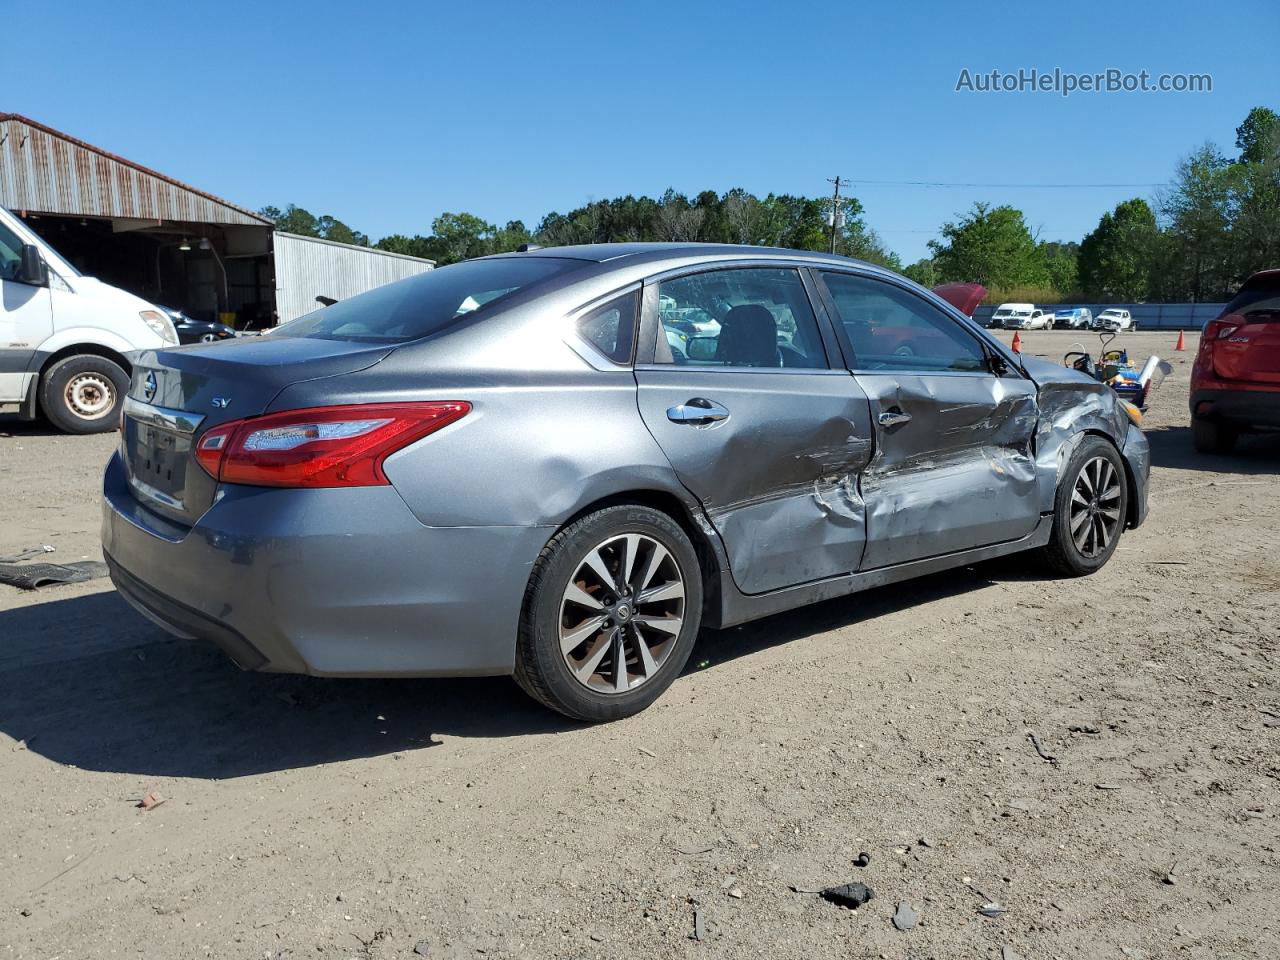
[[101, 452, 552, 677], [1191, 387, 1280, 429]]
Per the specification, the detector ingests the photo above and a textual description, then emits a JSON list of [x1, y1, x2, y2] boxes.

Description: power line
[[848, 178, 1168, 189]]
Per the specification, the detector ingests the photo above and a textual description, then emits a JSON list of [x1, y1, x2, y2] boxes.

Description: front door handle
[[878, 409, 912, 428], [667, 398, 730, 425]]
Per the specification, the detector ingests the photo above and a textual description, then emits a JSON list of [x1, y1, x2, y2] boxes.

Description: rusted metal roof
[[0, 113, 271, 226]]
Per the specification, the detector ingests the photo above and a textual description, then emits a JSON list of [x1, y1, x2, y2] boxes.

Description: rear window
[[272, 257, 585, 343], [1223, 274, 1280, 322]]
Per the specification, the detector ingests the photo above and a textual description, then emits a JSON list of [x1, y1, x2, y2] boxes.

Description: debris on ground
[[676, 843, 714, 855], [137, 792, 167, 811], [1068, 723, 1101, 734], [0, 545, 54, 563], [819, 882, 875, 910], [978, 902, 1007, 918], [412, 940, 430, 957], [1002, 947, 1024, 960], [0, 560, 109, 590], [854, 851, 872, 867], [691, 906, 706, 941], [1026, 729, 1058, 764], [892, 901, 918, 930]]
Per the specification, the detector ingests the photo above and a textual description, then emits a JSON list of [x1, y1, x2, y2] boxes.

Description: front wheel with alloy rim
[[514, 505, 703, 722], [1040, 436, 1129, 576], [40, 354, 130, 434]]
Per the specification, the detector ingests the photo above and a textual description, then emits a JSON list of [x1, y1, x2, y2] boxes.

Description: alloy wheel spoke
[[563, 581, 604, 611], [634, 628, 659, 677], [619, 535, 642, 592], [638, 544, 670, 592], [583, 548, 621, 596], [560, 616, 606, 655], [1096, 515, 1113, 550], [632, 615, 682, 636], [1070, 509, 1091, 534], [613, 630, 629, 692], [574, 632, 613, 680], [638, 580, 684, 604]]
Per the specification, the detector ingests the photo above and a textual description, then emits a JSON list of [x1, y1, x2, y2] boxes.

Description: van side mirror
[[15, 244, 49, 287]]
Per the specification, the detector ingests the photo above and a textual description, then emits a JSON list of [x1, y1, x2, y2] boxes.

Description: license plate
[[127, 421, 190, 510]]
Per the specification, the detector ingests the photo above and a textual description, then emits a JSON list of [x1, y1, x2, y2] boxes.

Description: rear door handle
[[878, 410, 912, 427], [667, 398, 730, 425]]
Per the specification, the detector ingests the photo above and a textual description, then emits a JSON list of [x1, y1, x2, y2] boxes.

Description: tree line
[[260, 105, 1278, 304]]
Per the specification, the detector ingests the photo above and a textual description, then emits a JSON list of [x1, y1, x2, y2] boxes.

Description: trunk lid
[[122, 336, 393, 525], [1212, 272, 1280, 384]]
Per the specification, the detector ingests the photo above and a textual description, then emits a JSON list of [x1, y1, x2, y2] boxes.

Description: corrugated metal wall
[[273, 232, 435, 323], [0, 114, 269, 226]]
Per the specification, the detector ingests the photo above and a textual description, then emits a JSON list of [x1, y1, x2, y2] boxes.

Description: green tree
[[902, 259, 939, 287], [1235, 106, 1280, 165], [1039, 241, 1080, 296], [927, 203, 1050, 288], [1077, 200, 1158, 300], [1155, 145, 1235, 300]]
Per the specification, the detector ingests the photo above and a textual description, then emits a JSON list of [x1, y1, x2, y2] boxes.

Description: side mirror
[[15, 244, 49, 287], [315, 295, 338, 307], [686, 336, 718, 362]]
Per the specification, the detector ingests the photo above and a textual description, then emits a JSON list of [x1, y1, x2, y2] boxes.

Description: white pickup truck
[[0, 207, 176, 433]]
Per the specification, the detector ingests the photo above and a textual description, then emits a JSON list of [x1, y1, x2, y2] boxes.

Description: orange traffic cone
[[1174, 330, 1186, 351], [1011, 331, 1022, 353]]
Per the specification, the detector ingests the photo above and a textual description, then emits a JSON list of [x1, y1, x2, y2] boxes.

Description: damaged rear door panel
[[634, 265, 874, 595], [815, 270, 1041, 569]]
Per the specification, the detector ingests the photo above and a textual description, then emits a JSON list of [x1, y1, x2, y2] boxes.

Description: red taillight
[[194, 402, 470, 488], [1197, 315, 1244, 377]]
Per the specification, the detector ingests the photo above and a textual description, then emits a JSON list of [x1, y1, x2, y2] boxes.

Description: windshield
[[272, 256, 586, 343]]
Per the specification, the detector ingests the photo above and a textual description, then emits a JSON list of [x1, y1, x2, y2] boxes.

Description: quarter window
[[577, 290, 638, 364], [820, 272, 988, 373], [653, 268, 828, 369]]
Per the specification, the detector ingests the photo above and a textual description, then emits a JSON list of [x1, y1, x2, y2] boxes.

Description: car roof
[[481, 241, 882, 273]]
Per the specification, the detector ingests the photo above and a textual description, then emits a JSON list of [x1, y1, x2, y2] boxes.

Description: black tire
[[1191, 415, 1238, 455], [514, 505, 703, 722], [39, 354, 129, 434], [1040, 436, 1129, 577]]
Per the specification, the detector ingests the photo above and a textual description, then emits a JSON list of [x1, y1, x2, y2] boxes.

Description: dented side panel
[[634, 369, 873, 594], [855, 371, 1041, 569]]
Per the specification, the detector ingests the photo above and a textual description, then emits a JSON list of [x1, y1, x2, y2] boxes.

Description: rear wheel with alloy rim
[[515, 505, 702, 721], [1040, 436, 1129, 576]]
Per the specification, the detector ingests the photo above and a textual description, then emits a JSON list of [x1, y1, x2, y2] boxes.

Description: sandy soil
[[1, 331, 1276, 959]]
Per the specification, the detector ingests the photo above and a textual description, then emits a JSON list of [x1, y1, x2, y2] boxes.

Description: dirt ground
[[1, 330, 1276, 959]]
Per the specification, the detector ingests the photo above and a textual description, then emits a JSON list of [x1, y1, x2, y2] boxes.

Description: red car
[[1191, 270, 1280, 453]]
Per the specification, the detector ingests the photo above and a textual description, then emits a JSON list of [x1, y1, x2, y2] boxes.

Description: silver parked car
[[103, 244, 1150, 721]]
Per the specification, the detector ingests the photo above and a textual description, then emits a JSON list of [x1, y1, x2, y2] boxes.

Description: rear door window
[[652, 267, 828, 369], [273, 256, 587, 343]]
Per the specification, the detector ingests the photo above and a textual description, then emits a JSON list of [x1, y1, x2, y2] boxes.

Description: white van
[[0, 207, 176, 433]]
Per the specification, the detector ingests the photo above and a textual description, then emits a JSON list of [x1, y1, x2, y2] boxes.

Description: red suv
[[1191, 270, 1280, 453]]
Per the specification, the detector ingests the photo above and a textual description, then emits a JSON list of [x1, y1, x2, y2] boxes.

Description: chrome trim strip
[[123, 396, 205, 435]]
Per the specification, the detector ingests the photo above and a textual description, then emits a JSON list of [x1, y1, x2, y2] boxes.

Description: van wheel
[[40, 355, 129, 434], [514, 505, 703, 722], [1040, 436, 1128, 577], [1191, 415, 1237, 455]]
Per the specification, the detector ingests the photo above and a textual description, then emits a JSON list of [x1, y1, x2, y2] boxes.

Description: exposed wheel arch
[[39, 343, 133, 382]]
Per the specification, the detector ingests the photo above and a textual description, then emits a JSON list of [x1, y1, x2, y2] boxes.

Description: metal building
[[273, 233, 434, 323], [0, 113, 433, 328]]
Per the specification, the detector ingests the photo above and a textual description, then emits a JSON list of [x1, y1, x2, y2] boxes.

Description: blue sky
[[12, 0, 1278, 261]]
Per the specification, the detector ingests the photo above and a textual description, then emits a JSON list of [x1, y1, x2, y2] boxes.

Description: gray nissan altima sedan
[[102, 243, 1149, 721]]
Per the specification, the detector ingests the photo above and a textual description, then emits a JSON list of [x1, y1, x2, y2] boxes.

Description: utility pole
[[826, 176, 850, 254]]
